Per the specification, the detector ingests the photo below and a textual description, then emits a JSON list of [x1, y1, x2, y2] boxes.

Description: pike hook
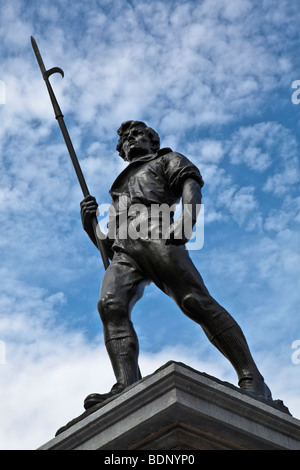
[[44, 67, 64, 80]]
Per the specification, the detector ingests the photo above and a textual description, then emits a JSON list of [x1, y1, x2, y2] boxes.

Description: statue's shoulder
[[156, 147, 173, 158], [157, 148, 188, 160], [158, 148, 196, 166], [157, 148, 204, 188]]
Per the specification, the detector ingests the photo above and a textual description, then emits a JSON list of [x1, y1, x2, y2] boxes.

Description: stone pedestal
[[38, 361, 300, 450]]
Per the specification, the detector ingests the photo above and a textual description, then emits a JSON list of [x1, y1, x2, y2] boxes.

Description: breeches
[[98, 238, 236, 343]]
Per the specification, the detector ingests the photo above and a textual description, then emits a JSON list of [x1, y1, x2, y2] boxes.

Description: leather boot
[[84, 335, 140, 410], [210, 325, 272, 401]]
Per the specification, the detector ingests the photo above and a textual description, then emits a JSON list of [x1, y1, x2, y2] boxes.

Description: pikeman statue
[[31, 37, 275, 413], [80, 120, 273, 410]]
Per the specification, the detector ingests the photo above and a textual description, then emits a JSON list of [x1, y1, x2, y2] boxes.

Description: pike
[[31, 36, 109, 270]]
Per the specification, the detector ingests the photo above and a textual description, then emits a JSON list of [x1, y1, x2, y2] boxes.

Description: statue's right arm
[[80, 195, 110, 252]]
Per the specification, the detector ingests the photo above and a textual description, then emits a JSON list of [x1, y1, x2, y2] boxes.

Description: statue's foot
[[238, 377, 292, 415], [84, 385, 125, 410], [84, 392, 113, 409], [238, 377, 272, 401]]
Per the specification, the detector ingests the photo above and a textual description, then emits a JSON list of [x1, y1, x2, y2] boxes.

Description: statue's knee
[[181, 293, 197, 312], [181, 291, 220, 319], [181, 292, 214, 314], [97, 294, 128, 323], [97, 294, 113, 321]]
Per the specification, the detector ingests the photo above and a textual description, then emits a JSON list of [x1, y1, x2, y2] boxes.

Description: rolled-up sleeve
[[163, 152, 204, 195]]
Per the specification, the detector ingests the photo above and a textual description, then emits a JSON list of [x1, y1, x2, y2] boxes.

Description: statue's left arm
[[166, 177, 203, 245]]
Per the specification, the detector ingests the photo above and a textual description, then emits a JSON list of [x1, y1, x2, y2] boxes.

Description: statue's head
[[116, 121, 160, 161]]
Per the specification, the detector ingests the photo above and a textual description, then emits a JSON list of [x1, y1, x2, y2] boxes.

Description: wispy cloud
[[0, 0, 299, 449]]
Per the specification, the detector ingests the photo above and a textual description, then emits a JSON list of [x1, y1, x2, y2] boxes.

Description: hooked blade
[[31, 36, 47, 76]]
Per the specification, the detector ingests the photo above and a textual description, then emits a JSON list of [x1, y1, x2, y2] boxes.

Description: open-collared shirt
[[106, 148, 204, 251]]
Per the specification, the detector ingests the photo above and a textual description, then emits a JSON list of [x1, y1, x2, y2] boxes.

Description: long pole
[[31, 36, 109, 270]]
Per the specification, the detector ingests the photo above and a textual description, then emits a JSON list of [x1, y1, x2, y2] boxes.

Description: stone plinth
[[38, 361, 300, 450]]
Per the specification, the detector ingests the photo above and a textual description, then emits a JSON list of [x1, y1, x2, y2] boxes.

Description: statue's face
[[121, 125, 153, 161]]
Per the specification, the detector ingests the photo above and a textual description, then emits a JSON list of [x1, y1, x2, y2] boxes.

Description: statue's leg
[[208, 324, 271, 398], [130, 240, 272, 401], [168, 260, 272, 400], [176, 288, 270, 394], [84, 252, 149, 410]]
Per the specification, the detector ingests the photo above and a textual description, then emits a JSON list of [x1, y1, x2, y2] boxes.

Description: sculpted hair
[[116, 121, 160, 160]]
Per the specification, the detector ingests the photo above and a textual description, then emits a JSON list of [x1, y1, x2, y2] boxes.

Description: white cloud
[[217, 185, 257, 224], [264, 197, 300, 232], [188, 139, 225, 164], [0, 0, 299, 450], [197, 121, 300, 229], [0, 339, 112, 450], [264, 165, 300, 196], [1, 326, 299, 450], [227, 122, 292, 173]]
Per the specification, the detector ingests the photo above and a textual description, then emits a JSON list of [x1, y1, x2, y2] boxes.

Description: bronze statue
[[80, 121, 273, 410], [31, 39, 290, 422]]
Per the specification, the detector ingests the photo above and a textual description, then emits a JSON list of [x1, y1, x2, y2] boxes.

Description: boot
[[84, 335, 140, 410], [210, 325, 272, 401]]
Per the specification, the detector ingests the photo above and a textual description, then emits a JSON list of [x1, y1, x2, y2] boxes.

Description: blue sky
[[0, 0, 299, 449]]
